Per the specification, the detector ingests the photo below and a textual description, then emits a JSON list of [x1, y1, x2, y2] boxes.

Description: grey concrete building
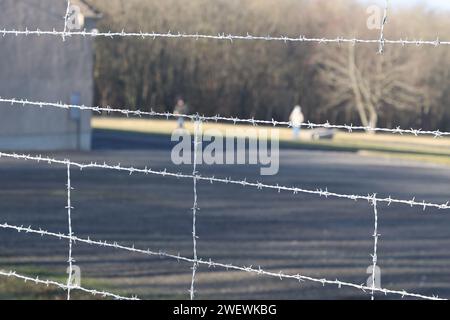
[[0, 0, 101, 150]]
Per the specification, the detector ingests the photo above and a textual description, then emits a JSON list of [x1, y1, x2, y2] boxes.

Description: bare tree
[[90, 0, 450, 130], [315, 43, 423, 130]]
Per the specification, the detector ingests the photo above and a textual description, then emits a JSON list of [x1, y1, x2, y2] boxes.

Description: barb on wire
[[0, 28, 449, 48], [0, 269, 138, 300], [378, 0, 389, 54], [1, 97, 449, 138], [0, 151, 449, 211], [0, 222, 444, 301]]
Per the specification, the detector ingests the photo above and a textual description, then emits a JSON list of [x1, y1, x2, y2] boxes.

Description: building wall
[[0, 0, 94, 150]]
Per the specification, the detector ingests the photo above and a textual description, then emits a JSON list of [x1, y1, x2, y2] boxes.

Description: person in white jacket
[[289, 105, 305, 139]]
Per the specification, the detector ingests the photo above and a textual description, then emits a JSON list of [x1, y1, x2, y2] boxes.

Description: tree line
[[90, 0, 450, 131]]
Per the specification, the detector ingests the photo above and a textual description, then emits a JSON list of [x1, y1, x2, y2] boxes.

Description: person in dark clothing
[[173, 97, 189, 129]]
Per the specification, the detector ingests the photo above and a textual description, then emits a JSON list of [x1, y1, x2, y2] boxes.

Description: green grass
[[281, 138, 450, 166], [0, 265, 190, 300], [0, 266, 128, 300], [93, 117, 450, 167]]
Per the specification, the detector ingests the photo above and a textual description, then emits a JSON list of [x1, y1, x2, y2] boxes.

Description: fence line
[[0, 149, 447, 299], [1, 3, 448, 300], [1, 96, 450, 137], [0, 151, 448, 211], [0, 222, 443, 301], [0, 28, 448, 48]]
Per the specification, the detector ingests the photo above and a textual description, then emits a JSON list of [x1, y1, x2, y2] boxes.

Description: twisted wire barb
[[1, 97, 449, 138], [189, 120, 201, 300], [0, 28, 448, 48], [0, 269, 138, 300], [0, 222, 443, 301], [0, 151, 449, 211], [66, 163, 74, 300]]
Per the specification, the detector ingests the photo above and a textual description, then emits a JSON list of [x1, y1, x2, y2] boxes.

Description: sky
[[367, 0, 450, 11]]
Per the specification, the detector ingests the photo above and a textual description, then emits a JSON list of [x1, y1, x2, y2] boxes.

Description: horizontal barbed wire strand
[[0, 0, 134, 302], [0, 97, 449, 137], [0, 151, 448, 211], [0, 222, 443, 301], [0, 152, 450, 210], [0, 28, 448, 48], [0, 269, 138, 300], [1, 5, 448, 302]]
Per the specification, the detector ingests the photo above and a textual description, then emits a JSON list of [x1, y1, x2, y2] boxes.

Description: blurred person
[[173, 97, 189, 129], [289, 105, 304, 139]]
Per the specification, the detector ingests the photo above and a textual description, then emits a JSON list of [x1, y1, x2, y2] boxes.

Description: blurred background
[[91, 0, 450, 131], [1, 0, 450, 300]]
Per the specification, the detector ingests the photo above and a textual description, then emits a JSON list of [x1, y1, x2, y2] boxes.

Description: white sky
[[364, 0, 450, 11]]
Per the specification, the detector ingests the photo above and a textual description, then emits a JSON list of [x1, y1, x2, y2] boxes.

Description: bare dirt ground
[[1, 130, 450, 300]]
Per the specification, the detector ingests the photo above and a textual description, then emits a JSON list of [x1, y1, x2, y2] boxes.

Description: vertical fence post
[[65, 162, 74, 300], [369, 197, 380, 300], [190, 118, 201, 300]]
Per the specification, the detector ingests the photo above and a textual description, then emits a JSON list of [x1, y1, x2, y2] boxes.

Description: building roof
[[70, 0, 102, 19]]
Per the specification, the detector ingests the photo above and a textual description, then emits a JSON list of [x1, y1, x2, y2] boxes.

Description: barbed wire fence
[[370, 200, 379, 301], [0, 0, 449, 300], [63, 1, 75, 300], [0, 29, 448, 47]]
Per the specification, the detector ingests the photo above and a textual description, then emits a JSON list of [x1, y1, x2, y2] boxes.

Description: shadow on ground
[[1, 129, 450, 300]]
